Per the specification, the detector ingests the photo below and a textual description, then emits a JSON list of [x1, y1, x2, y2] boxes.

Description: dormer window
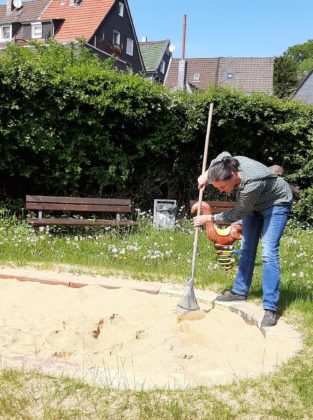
[[113, 30, 120, 46], [118, 2, 124, 16], [193, 73, 200, 81], [69, 0, 83, 5], [226, 72, 234, 81], [31, 22, 42, 39], [0, 25, 12, 42]]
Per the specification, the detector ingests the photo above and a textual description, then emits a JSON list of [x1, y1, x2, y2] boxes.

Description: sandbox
[[0, 267, 302, 390]]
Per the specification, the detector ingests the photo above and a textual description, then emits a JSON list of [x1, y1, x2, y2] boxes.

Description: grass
[[0, 212, 313, 419]]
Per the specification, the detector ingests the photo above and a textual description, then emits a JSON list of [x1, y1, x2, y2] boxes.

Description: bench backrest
[[190, 200, 235, 215], [26, 195, 132, 213]]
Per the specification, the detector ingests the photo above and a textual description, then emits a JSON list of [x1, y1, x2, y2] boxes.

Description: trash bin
[[153, 199, 177, 229]]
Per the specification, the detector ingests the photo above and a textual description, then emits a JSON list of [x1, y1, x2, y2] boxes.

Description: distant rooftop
[[139, 39, 170, 72]]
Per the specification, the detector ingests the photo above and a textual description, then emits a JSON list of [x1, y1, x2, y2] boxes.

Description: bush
[[0, 42, 312, 222]]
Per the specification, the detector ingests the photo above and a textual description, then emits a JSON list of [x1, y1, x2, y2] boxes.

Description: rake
[[176, 102, 214, 315]]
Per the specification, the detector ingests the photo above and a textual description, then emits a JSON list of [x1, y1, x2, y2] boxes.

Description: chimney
[[6, 0, 13, 15], [141, 36, 148, 42], [177, 60, 187, 89], [177, 15, 187, 90], [182, 14, 187, 60]]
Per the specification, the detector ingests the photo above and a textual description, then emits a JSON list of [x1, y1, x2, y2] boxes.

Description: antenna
[[13, 0, 22, 9], [169, 44, 176, 53]]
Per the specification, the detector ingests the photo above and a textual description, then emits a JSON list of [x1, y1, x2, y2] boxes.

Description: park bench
[[190, 200, 235, 215], [26, 195, 138, 227]]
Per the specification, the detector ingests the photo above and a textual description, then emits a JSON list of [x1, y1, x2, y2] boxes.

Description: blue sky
[[128, 0, 313, 58], [1, 0, 312, 58]]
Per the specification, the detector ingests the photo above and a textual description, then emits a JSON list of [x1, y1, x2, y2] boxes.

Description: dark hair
[[208, 156, 240, 182]]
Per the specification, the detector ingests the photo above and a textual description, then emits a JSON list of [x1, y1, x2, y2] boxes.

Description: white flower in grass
[[292, 273, 296, 277], [119, 248, 125, 255], [299, 272, 304, 278], [111, 247, 118, 254]]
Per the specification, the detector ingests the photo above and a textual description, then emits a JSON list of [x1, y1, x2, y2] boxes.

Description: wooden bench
[[26, 195, 138, 227], [190, 200, 235, 214]]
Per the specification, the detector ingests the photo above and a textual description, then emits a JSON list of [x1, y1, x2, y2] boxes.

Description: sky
[[128, 0, 313, 58], [1, 0, 312, 58]]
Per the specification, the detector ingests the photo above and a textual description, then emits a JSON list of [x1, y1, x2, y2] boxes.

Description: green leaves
[[0, 43, 312, 222]]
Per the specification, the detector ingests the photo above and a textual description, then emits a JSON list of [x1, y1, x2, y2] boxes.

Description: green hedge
[[0, 42, 312, 222]]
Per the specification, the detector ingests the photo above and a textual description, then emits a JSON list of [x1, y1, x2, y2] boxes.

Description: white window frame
[[160, 60, 166, 74], [31, 22, 42, 39], [126, 37, 133, 56], [113, 30, 120, 46], [118, 2, 124, 17], [0, 25, 12, 42]]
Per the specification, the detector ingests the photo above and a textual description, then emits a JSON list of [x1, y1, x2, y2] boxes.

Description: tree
[[273, 55, 298, 98], [285, 39, 313, 79]]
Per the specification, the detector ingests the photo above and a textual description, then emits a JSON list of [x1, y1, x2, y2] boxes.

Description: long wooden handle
[[190, 103, 214, 281], [197, 102, 214, 216]]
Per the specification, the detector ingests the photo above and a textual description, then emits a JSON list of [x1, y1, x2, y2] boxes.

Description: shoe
[[261, 310, 277, 327], [215, 290, 247, 302]]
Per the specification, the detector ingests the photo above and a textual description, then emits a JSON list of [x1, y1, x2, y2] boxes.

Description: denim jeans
[[232, 205, 291, 311]]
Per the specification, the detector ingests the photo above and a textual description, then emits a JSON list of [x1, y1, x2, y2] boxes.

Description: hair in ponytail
[[208, 156, 240, 182]]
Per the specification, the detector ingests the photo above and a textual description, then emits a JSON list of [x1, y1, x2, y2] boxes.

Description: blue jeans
[[232, 205, 291, 311]]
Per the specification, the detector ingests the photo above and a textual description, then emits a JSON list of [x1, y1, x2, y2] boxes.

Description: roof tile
[[41, 0, 115, 42], [139, 40, 169, 72], [164, 57, 274, 94], [0, 0, 51, 24]]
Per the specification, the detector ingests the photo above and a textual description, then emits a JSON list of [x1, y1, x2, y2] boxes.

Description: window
[[0, 25, 12, 42], [118, 2, 124, 16], [160, 60, 165, 74], [226, 72, 234, 81], [126, 37, 133, 56], [113, 30, 120, 46], [193, 73, 200, 81], [31, 22, 42, 39]]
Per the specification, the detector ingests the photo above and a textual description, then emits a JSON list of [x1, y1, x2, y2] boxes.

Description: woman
[[194, 152, 293, 326]]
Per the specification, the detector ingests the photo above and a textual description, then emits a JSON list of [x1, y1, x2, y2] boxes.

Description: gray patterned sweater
[[210, 152, 293, 224]]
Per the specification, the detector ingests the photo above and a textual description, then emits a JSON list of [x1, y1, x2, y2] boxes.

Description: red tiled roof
[[0, 0, 51, 24], [42, 0, 115, 42]]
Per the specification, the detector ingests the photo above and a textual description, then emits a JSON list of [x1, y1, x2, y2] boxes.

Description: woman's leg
[[260, 205, 290, 311], [232, 212, 263, 296]]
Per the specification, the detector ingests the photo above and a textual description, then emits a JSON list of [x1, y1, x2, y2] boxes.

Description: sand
[[0, 267, 302, 390]]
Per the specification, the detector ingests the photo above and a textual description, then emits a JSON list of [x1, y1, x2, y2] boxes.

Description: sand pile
[[0, 271, 302, 390]]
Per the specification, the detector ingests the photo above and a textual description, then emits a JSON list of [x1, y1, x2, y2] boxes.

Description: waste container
[[153, 199, 177, 229]]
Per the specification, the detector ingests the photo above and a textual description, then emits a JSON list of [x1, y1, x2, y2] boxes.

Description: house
[[164, 57, 274, 95], [291, 70, 313, 105], [139, 38, 172, 83], [0, 0, 145, 73], [0, 0, 52, 47]]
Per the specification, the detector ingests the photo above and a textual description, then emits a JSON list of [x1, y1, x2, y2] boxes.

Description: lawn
[[0, 212, 312, 419]]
